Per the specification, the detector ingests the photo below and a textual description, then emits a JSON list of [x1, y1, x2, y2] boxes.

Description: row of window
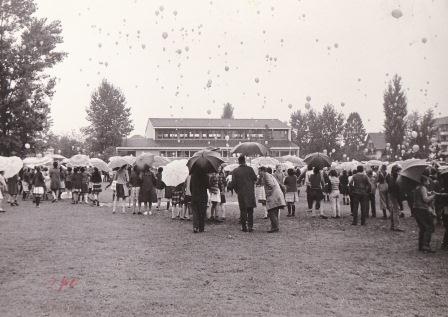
[[155, 129, 288, 140]]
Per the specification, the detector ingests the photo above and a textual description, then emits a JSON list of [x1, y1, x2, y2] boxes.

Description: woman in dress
[[7, 174, 19, 206], [155, 167, 165, 209], [49, 162, 61, 203], [339, 170, 349, 205], [65, 167, 73, 200], [80, 167, 89, 204], [208, 172, 221, 222], [255, 167, 268, 219], [309, 166, 327, 219], [128, 165, 141, 214], [284, 168, 298, 217], [139, 164, 156, 215], [71, 167, 82, 204], [112, 165, 129, 214], [32, 167, 45, 208]]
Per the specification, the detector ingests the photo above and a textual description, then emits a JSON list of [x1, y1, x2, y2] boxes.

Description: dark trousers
[[192, 201, 207, 231], [268, 208, 279, 230], [414, 208, 434, 250], [306, 188, 313, 209], [367, 193, 376, 217], [352, 194, 368, 225], [442, 213, 448, 248], [240, 207, 254, 230]]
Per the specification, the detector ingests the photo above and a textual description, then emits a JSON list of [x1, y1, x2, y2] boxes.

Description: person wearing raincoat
[[259, 166, 286, 233]]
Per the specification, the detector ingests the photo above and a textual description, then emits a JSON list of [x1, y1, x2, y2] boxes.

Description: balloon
[[288, 104, 292, 109], [421, 37, 427, 44], [224, 66, 229, 71], [142, 44, 146, 49], [206, 109, 211, 115], [305, 103, 310, 110], [391, 9, 403, 19], [412, 144, 420, 152], [341, 102, 345, 107], [254, 77, 259, 83], [162, 32, 168, 39], [173, 10, 178, 16], [306, 96, 311, 102]]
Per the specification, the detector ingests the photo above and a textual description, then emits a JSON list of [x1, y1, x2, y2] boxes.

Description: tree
[[290, 109, 309, 153], [84, 79, 133, 154], [383, 75, 408, 151], [314, 104, 345, 156], [0, 0, 66, 156], [343, 112, 367, 159], [221, 102, 234, 119], [405, 109, 435, 158], [46, 130, 86, 158]]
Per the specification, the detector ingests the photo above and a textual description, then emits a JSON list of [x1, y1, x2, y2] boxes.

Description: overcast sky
[[35, 0, 448, 136]]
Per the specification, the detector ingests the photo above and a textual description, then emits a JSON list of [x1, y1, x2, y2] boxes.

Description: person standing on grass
[[308, 166, 327, 219], [230, 155, 258, 232], [7, 174, 19, 206], [112, 165, 129, 214], [65, 167, 73, 200], [377, 165, 389, 219], [339, 170, 350, 206], [217, 166, 227, 220], [256, 167, 268, 219], [49, 162, 61, 203], [181, 174, 192, 220], [284, 168, 298, 217], [139, 164, 156, 215], [366, 170, 377, 218], [259, 167, 286, 233], [0, 170, 7, 212], [80, 167, 89, 204], [208, 172, 221, 222], [386, 165, 404, 232], [155, 167, 165, 210], [349, 166, 371, 226], [190, 167, 210, 233], [171, 183, 184, 219], [329, 169, 341, 218], [129, 165, 141, 214], [32, 167, 45, 208], [90, 167, 102, 207], [71, 167, 82, 204], [298, 165, 314, 213], [412, 175, 436, 253]]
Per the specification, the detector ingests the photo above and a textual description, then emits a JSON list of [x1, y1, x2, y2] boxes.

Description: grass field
[[0, 188, 447, 317]]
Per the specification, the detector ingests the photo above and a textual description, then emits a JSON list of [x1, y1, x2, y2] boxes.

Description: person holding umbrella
[[112, 165, 129, 214], [259, 167, 286, 232], [412, 174, 436, 253], [190, 167, 210, 233], [230, 155, 258, 232]]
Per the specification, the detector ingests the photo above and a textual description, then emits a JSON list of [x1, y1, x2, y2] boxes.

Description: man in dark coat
[[190, 167, 210, 233], [230, 155, 257, 232], [349, 165, 371, 226]]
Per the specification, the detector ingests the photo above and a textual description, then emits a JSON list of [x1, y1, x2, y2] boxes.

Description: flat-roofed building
[[117, 118, 300, 158]]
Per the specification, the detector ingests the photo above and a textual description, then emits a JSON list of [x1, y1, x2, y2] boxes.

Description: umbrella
[[153, 155, 171, 168], [89, 158, 110, 172], [23, 156, 53, 168], [278, 161, 294, 171], [281, 155, 305, 166], [336, 160, 361, 172], [109, 155, 136, 165], [251, 157, 280, 167], [304, 152, 332, 168], [187, 150, 224, 174], [231, 142, 268, 156], [135, 153, 155, 168], [162, 159, 189, 186], [223, 163, 239, 172], [400, 160, 430, 183], [439, 166, 448, 175], [366, 160, 382, 168], [0, 156, 23, 178], [397, 175, 419, 199], [108, 157, 129, 170], [69, 154, 90, 167], [47, 154, 66, 161]]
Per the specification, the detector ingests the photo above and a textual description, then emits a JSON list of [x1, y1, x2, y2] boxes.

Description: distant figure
[[387, 165, 404, 232], [155, 167, 166, 209], [231, 155, 257, 232], [190, 167, 210, 233], [349, 165, 371, 226], [377, 165, 389, 219], [49, 162, 61, 203], [259, 167, 286, 233], [32, 167, 45, 208], [284, 168, 298, 217], [412, 175, 436, 252], [0, 170, 7, 212]]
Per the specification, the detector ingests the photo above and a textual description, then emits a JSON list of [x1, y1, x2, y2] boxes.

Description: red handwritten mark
[[49, 276, 78, 291]]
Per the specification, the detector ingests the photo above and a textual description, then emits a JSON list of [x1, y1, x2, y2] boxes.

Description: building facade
[[435, 116, 448, 156], [117, 118, 300, 158], [365, 132, 386, 160]]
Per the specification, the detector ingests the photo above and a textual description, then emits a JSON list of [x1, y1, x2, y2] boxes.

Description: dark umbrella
[[231, 142, 268, 156], [303, 152, 332, 168], [397, 175, 419, 198], [187, 150, 225, 174], [400, 160, 429, 183]]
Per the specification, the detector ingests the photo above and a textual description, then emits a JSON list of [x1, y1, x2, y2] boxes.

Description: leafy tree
[[221, 102, 234, 119], [290, 109, 309, 153], [314, 104, 345, 156], [405, 109, 435, 157], [0, 0, 66, 156], [83, 79, 133, 154], [383, 75, 408, 151], [343, 112, 366, 159], [46, 130, 86, 157]]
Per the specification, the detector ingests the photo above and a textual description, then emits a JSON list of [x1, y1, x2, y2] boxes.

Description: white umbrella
[[69, 154, 90, 167], [109, 155, 136, 165], [90, 158, 110, 172], [23, 156, 53, 168], [162, 159, 189, 186], [0, 156, 23, 178], [108, 157, 129, 170], [46, 154, 66, 161], [251, 157, 280, 167], [223, 163, 239, 172]]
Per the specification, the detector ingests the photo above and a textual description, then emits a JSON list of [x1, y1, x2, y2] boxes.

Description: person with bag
[[349, 165, 371, 226], [259, 167, 286, 232], [412, 175, 436, 253]]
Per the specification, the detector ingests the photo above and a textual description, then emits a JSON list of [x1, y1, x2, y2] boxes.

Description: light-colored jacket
[[261, 173, 286, 211]]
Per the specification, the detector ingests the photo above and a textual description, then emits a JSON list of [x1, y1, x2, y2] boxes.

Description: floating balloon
[[224, 66, 229, 71], [412, 144, 420, 153], [173, 10, 178, 16], [411, 131, 418, 138], [341, 102, 345, 107], [142, 44, 146, 49], [162, 32, 168, 39], [254, 77, 259, 83], [306, 96, 311, 102], [206, 109, 211, 115], [288, 104, 293, 109], [305, 103, 310, 110], [391, 9, 403, 19], [421, 37, 427, 44]]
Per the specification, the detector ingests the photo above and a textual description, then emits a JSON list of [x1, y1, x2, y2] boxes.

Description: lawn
[[0, 189, 447, 317]]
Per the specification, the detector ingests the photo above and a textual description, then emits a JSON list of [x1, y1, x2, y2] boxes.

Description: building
[[365, 132, 386, 159], [434, 116, 448, 156], [117, 118, 300, 158]]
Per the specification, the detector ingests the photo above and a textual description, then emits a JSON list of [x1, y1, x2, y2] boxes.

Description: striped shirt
[[329, 176, 340, 192]]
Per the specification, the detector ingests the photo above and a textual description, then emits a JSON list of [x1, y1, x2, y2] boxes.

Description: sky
[[34, 0, 448, 136]]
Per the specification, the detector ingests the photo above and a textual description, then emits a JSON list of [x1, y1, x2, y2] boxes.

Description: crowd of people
[[0, 155, 447, 253]]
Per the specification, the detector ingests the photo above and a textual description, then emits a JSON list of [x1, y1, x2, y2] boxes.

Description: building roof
[[120, 136, 299, 149], [434, 116, 448, 126], [147, 118, 290, 129], [366, 132, 386, 150]]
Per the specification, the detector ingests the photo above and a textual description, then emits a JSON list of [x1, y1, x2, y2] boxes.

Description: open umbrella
[[400, 160, 430, 183], [397, 175, 419, 199], [89, 158, 110, 172], [281, 155, 305, 167], [336, 160, 361, 172], [223, 163, 239, 172], [304, 152, 332, 168], [187, 150, 224, 174], [153, 155, 171, 168], [162, 159, 189, 186], [47, 154, 66, 161], [135, 153, 155, 168], [366, 160, 382, 168], [23, 156, 53, 168], [251, 157, 280, 167], [108, 157, 129, 170], [231, 142, 268, 156], [0, 156, 23, 178], [69, 154, 90, 167]]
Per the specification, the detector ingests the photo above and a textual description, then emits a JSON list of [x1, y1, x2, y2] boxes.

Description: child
[[129, 165, 141, 214], [90, 167, 102, 207], [181, 175, 192, 220], [80, 167, 89, 204], [218, 167, 227, 220], [155, 167, 165, 209], [256, 167, 268, 219], [209, 172, 221, 222], [112, 165, 129, 214], [32, 167, 45, 208], [171, 183, 184, 219], [71, 167, 82, 204], [284, 168, 298, 217], [65, 167, 73, 199]]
